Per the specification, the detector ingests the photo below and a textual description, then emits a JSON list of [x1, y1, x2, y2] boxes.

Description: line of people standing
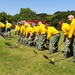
[[14, 21, 60, 54], [59, 15, 75, 62], [14, 14, 75, 62]]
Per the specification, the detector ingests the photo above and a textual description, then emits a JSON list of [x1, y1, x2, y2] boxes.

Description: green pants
[[18, 33, 22, 42], [23, 37, 28, 45], [49, 34, 60, 54], [28, 34, 35, 46], [36, 34, 46, 50], [64, 36, 74, 58], [18, 33, 24, 43], [64, 37, 70, 58], [72, 35, 75, 59]]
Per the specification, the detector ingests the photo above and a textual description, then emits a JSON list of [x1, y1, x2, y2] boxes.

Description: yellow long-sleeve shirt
[[37, 24, 47, 35], [15, 25, 18, 31], [6, 23, 12, 29], [68, 19, 75, 38], [33, 26, 39, 35], [62, 23, 70, 35], [0, 23, 5, 28], [20, 25, 25, 34], [15, 25, 21, 32], [47, 26, 59, 40], [23, 27, 26, 36], [25, 27, 34, 38], [17, 26, 21, 32]]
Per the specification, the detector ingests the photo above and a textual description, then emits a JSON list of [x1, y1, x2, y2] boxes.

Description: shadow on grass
[[5, 42, 13, 46]]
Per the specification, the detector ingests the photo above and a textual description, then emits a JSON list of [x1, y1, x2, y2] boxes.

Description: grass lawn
[[0, 31, 75, 75]]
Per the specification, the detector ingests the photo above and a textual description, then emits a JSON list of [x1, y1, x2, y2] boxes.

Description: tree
[[19, 8, 37, 20], [0, 12, 7, 23]]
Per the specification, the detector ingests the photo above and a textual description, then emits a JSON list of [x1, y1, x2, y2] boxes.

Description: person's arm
[[68, 24, 75, 39]]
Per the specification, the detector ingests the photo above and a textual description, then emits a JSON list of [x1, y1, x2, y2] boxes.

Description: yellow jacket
[[15, 25, 18, 31], [17, 26, 21, 32], [23, 27, 26, 36], [68, 19, 75, 38], [47, 26, 59, 40], [6, 23, 12, 29], [37, 24, 47, 35], [33, 26, 39, 35], [0, 23, 5, 28], [25, 27, 34, 38], [20, 25, 25, 34], [15, 25, 21, 31], [62, 23, 70, 35]]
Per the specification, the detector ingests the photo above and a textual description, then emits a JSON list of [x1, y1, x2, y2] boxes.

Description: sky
[[0, 0, 75, 15]]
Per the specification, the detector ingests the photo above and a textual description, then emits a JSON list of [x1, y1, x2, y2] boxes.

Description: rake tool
[[33, 41, 64, 64], [51, 42, 70, 61], [44, 42, 70, 64], [53, 41, 64, 51], [32, 48, 55, 65], [43, 54, 55, 64], [33, 49, 38, 54], [33, 49, 54, 64], [9, 40, 22, 48]]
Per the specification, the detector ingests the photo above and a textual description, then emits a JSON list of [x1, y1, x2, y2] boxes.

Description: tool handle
[[52, 42, 70, 61], [54, 41, 64, 50]]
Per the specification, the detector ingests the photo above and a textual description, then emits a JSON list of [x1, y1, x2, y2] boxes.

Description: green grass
[[0, 31, 75, 75]]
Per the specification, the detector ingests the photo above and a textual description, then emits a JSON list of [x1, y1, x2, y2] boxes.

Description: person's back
[[6, 23, 12, 29], [46, 25, 60, 54], [47, 26, 59, 40], [62, 23, 70, 35]]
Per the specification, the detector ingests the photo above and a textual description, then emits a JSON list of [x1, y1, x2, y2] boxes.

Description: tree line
[[0, 8, 75, 30]]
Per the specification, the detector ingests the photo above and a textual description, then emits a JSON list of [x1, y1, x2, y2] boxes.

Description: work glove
[[23, 35, 25, 38], [28, 37, 31, 41], [34, 36, 38, 41]]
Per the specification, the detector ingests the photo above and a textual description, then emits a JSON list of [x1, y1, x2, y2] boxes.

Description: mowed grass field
[[0, 31, 75, 75]]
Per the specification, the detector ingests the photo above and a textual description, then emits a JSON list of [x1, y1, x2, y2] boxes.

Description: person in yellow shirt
[[5, 21, 13, 37], [6, 21, 13, 31], [17, 23, 21, 42], [32, 23, 39, 46], [67, 15, 75, 62], [46, 24, 60, 54], [0, 22, 5, 33], [23, 22, 31, 37], [59, 20, 73, 58], [23, 23, 29, 45], [22, 22, 32, 45], [18, 21, 25, 43], [20, 24, 24, 35], [25, 24, 35, 46], [36, 22, 47, 50], [14, 23, 19, 35]]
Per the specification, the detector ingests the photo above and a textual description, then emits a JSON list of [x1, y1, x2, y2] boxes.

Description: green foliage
[[0, 12, 7, 23], [37, 13, 47, 21], [0, 8, 75, 30], [19, 8, 37, 20]]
